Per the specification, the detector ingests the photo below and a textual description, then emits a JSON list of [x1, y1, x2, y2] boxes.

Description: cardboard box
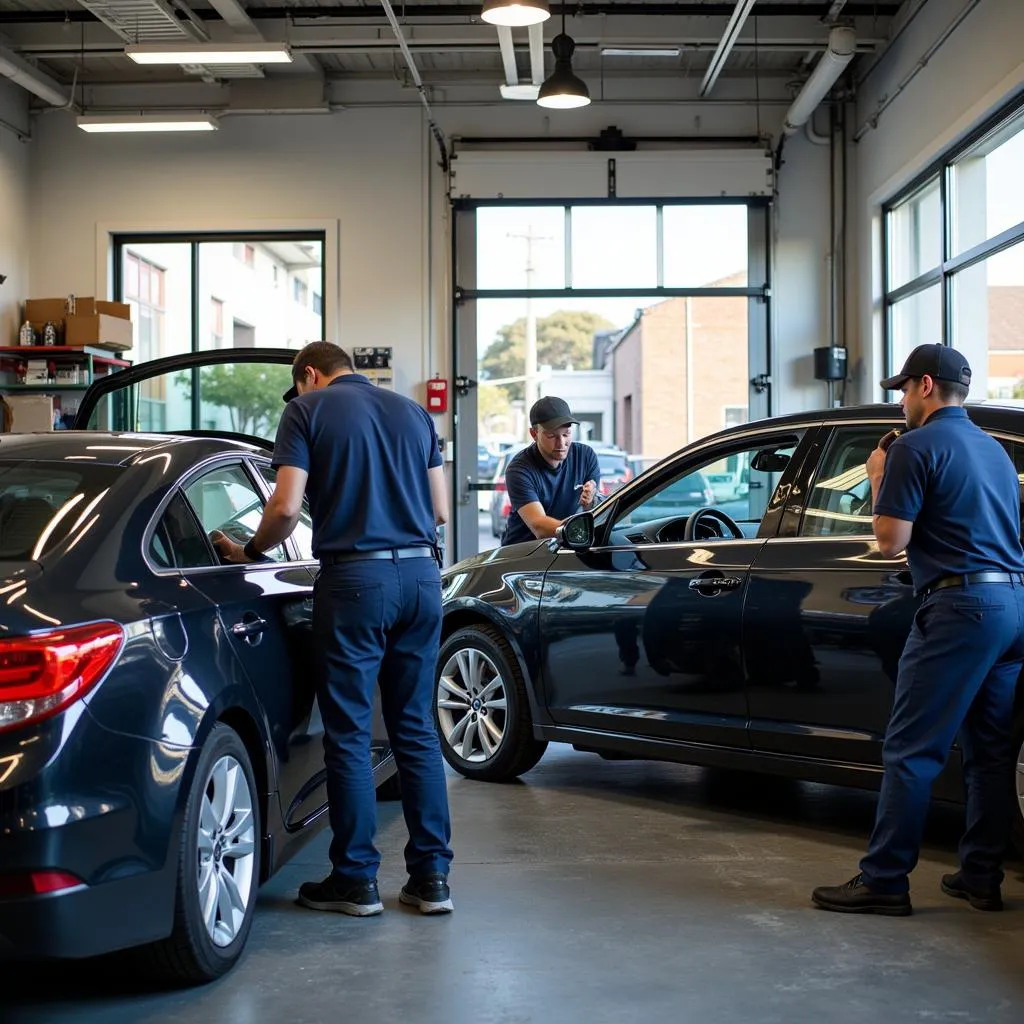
[[2, 394, 54, 433], [24, 298, 70, 323], [24, 296, 132, 326], [64, 314, 133, 352]]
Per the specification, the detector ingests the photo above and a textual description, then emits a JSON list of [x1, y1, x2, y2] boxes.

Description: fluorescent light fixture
[[481, 0, 549, 27], [500, 83, 541, 100], [125, 43, 292, 65], [77, 114, 219, 133], [600, 47, 682, 58]]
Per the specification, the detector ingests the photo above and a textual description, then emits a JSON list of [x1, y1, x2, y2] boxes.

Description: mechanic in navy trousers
[[213, 341, 454, 917], [813, 344, 1024, 916]]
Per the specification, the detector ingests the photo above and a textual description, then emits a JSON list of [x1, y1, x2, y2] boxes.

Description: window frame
[[882, 89, 1024, 390]]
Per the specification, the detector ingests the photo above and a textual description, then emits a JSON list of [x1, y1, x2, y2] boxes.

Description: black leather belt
[[320, 546, 434, 565], [922, 570, 1024, 596]]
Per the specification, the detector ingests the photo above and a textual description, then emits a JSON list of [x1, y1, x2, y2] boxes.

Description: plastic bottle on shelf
[[19, 320, 34, 346], [42, 321, 58, 346]]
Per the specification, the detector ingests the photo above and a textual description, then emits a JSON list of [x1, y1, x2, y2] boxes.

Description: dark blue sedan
[[0, 349, 398, 982]]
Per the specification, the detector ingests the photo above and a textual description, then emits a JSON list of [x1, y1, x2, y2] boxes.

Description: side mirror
[[556, 510, 595, 551], [751, 450, 791, 473]]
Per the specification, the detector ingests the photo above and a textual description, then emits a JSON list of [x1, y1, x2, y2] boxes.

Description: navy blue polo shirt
[[873, 406, 1024, 592], [502, 442, 601, 546], [272, 374, 442, 556]]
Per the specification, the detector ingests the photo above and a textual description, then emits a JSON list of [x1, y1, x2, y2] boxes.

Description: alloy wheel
[[196, 755, 257, 948], [437, 647, 508, 762]]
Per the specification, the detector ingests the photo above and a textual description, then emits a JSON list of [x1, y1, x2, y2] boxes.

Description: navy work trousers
[[860, 581, 1024, 894], [312, 554, 453, 883]]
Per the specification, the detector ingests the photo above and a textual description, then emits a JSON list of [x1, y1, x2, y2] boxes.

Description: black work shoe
[[297, 875, 383, 916], [811, 873, 912, 916], [941, 872, 1003, 912], [399, 874, 454, 914]]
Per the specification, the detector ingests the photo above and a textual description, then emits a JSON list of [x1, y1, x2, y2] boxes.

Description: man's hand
[[210, 530, 250, 564], [866, 447, 887, 485], [579, 480, 598, 510]]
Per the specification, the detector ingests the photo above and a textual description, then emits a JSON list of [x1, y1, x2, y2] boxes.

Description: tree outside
[[176, 363, 293, 437]]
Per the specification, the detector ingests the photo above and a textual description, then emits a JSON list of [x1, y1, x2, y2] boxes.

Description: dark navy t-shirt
[[272, 374, 442, 556], [873, 406, 1024, 592], [502, 442, 601, 546]]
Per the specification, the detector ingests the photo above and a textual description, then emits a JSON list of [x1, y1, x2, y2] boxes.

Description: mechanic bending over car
[[813, 343, 1024, 917], [212, 341, 455, 917], [500, 396, 601, 545]]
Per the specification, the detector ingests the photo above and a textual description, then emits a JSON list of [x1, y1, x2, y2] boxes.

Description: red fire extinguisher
[[425, 376, 448, 414]]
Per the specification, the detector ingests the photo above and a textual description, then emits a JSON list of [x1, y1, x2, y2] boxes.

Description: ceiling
[[0, 1, 912, 101]]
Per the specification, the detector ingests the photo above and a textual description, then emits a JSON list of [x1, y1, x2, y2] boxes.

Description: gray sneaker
[[400, 874, 454, 914], [297, 875, 384, 916]]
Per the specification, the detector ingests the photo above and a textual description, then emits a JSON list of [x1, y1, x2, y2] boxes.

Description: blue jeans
[[860, 582, 1024, 893], [312, 555, 453, 883]]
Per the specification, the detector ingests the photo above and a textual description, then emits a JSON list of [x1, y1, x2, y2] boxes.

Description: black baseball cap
[[282, 383, 298, 403], [530, 396, 578, 431], [880, 343, 972, 391]]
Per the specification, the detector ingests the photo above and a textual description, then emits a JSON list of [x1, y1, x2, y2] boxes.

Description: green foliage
[[480, 309, 617, 400], [175, 363, 293, 437]]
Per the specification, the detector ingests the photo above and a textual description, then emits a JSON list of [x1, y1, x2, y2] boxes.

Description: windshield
[[0, 463, 124, 562]]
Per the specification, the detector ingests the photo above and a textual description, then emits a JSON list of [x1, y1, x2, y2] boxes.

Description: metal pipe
[[700, 0, 757, 98], [805, 110, 830, 146], [0, 45, 69, 107], [496, 26, 518, 85], [853, 0, 982, 143], [528, 22, 545, 85], [781, 25, 855, 135]]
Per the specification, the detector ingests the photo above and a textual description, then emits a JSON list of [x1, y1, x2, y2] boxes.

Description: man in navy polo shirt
[[813, 343, 1024, 917], [212, 342, 455, 918], [501, 396, 601, 546]]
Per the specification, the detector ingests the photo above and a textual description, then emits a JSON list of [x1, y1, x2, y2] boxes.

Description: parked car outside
[[0, 349, 400, 982], [437, 402, 1024, 858], [477, 443, 499, 482]]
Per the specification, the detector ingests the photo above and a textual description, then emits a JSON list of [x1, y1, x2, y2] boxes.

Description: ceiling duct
[[0, 45, 70, 106], [75, 0, 206, 43], [782, 25, 856, 135]]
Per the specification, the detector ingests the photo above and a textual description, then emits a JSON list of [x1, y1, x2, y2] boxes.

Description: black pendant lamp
[[537, 6, 590, 109]]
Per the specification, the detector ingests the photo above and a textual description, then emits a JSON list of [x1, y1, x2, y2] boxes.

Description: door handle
[[232, 617, 267, 638], [688, 575, 743, 593]]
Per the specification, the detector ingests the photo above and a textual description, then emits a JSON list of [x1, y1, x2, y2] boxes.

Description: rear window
[[0, 463, 123, 561]]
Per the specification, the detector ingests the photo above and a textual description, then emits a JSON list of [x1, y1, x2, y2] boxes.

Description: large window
[[883, 96, 1024, 401]]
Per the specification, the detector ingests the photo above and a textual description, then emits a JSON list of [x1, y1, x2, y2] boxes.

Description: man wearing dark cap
[[501, 396, 601, 546], [813, 343, 1024, 916], [213, 341, 455, 917]]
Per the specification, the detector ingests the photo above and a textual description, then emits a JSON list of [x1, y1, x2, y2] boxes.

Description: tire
[[377, 769, 402, 801], [143, 723, 261, 984], [1012, 708, 1024, 861], [435, 625, 547, 782]]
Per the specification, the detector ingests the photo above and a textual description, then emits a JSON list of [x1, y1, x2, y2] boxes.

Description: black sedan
[[437, 403, 1024, 856], [0, 350, 399, 981]]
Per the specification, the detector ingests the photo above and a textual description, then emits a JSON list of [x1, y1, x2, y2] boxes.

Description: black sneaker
[[941, 871, 1003, 912], [399, 874, 454, 914], [297, 875, 383, 916], [811, 873, 912, 916]]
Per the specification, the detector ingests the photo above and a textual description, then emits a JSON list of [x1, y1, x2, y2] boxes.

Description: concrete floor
[[6, 747, 1024, 1024]]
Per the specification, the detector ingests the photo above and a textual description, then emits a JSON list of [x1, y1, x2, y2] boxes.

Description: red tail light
[[0, 871, 83, 899], [496, 481, 506, 492], [0, 622, 124, 733], [501, 497, 511, 516]]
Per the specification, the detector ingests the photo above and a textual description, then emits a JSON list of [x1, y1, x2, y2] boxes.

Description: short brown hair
[[291, 341, 353, 385], [934, 379, 969, 404]]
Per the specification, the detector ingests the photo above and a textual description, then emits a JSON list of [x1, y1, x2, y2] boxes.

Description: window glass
[[887, 178, 942, 290], [571, 206, 658, 289], [612, 439, 798, 531], [800, 428, 884, 537], [662, 205, 749, 287], [183, 464, 287, 563], [149, 492, 217, 569], [475, 206, 566, 290], [257, 464, 314, 560], [890, 285, 942, 373]]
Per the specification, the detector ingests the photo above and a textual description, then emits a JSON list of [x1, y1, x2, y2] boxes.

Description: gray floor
[[6, 747, 1024, 1024]]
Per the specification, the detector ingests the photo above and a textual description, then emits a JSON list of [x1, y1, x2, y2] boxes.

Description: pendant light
[[481, 0, 550, 27], [537, 6, 590, 109]]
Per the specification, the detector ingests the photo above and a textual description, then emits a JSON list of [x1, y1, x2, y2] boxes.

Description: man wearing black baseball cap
[[813, 343, 1024, 917], [500, 395, 601, 546]]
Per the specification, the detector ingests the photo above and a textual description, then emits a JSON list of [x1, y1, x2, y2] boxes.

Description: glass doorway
[[453, 201, 769, 562]]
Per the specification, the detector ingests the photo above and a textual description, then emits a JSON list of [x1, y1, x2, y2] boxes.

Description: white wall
[[0, 80, 30, 347], [851, 0, 1024, 401]]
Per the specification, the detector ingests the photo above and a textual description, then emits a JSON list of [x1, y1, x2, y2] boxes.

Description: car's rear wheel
[[1012, 708, 1024, 860], [435, 625, 546, 781], [145, 723, 261, 984]]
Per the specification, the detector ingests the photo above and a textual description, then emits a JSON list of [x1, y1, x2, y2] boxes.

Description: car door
[[743, 419, 919, 766], [176, 457, 326, 831], [537, 427, 812, 748]]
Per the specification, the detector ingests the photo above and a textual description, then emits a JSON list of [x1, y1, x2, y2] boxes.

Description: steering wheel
[[682, 507, 744, 542]]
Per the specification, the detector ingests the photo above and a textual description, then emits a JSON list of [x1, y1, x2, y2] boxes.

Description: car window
[[800, 428, 884, 537], [183, 463, 287, 563], [149, 491, 217, 569], [257, 464, 315, 560], [995, 436, 1024, 535], [613, 440, 797, 529], [597, 453, 628, 475]]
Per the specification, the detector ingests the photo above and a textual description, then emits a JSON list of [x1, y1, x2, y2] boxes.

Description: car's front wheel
[[145, 723, 261, 984], [435, 625, 546, 782]]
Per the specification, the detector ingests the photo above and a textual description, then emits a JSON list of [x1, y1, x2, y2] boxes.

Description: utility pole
[[508, 224, 551, 423]]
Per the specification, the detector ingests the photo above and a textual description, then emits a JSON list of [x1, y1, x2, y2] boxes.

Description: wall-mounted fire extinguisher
[[425, 376, 448, 414]]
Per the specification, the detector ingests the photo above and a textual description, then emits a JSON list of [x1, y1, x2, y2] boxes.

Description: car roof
[[0, 431, 267, 467]]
